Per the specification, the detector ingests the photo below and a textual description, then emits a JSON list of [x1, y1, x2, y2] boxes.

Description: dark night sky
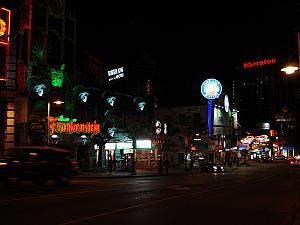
[[74, 1, 300, 107]]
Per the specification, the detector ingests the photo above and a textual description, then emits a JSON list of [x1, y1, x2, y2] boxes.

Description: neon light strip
[[208, 100, 213, 138]]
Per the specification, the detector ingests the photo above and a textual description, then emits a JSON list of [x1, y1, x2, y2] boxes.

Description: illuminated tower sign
[[201, 78, 222, 139]]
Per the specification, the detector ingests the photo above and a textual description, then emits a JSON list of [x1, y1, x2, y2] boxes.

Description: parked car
[[290, 158, 300, 168], [0, 146, 79, 186], [199, 162, 224, 173]]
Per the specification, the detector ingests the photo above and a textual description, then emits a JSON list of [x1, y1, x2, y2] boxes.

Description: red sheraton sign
[[48, 117, 100, 137], [243, 58, 276, 69]]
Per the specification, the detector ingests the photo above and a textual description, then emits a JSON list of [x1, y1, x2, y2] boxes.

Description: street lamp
[[279, 63, 299, 155], [47, 99, 64, 145], [281, 66, 299, 75], [280, 64, 299, 104]]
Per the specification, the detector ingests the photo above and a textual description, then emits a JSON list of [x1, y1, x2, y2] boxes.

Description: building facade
[[156, 100, 237, 167]]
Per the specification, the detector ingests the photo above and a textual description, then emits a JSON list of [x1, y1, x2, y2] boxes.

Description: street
[[1, 161, 300, 225]]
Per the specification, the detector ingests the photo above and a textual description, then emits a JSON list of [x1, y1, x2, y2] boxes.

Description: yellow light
[[53, 100, 64, 105], [0, 162, 7, 166], [281, 66, 299, 74]]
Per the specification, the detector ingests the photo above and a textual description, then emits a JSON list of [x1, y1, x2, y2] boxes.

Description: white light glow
[[105, 143, 116, 150], [136, 140, 151, 149], [281, 66, 299, 74]]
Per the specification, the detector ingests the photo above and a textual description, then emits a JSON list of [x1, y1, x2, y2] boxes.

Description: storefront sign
[[201, 78, 222, 99], [107, 66, 124, 82], [48, 116, 100, 137], [29, 121, 46, 135]]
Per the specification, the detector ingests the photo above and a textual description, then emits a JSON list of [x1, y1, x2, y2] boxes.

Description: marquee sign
[[48, 116, 100, 137], [0, 7, 11, 46], [201, 78, 222, 100]]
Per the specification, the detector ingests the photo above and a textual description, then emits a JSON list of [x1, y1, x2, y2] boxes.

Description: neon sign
[[0, 7, 11, 46], [57, 115, 77, 122], [243, 58, 276, 69], [48, 116, 100, 137], [50, 64, 65, 87]]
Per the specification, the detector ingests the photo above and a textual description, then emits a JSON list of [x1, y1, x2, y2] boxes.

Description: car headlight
[[213, 166, 217, 170], [221, 167, 224, 170]]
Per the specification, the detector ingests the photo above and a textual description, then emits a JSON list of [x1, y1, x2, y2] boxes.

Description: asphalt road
[[1, 161, 300, 225]]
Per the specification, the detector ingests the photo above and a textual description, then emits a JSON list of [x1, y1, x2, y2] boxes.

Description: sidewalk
[[73, 164, 249, 179]]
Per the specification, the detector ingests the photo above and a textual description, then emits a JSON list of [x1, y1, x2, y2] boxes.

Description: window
[[178, 114, 185, 125], [193, 113, 201, 128]]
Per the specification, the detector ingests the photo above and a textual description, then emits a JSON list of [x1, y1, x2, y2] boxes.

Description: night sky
[[74, 1, 300, 107]]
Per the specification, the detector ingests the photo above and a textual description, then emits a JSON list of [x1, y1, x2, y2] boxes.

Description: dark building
[[232, 32, 300, 153], [0, 0, 78, 151]]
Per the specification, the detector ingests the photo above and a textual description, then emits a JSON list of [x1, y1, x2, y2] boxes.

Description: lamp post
[[280, 65, 299, 103], [280, 64, 299, 155], [47, 99, 64, 145]]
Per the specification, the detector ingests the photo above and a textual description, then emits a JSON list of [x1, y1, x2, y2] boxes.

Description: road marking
[[0, 188, 120, 204], [168, 185, 190, 191]]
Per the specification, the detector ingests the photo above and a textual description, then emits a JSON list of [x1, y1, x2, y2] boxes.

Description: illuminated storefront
[[103, 138, 157, 171], [239, 135, 277, 161]]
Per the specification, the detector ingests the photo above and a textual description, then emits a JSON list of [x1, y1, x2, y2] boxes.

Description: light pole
[[47, 99, 64, 145], [280, 65, 299, 106], [280, 65, 299, 154]]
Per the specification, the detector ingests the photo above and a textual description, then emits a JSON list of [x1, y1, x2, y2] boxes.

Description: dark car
[[199, 162, 224, 173], [290, 159, 300, 168], [0, 146, 79, 186]]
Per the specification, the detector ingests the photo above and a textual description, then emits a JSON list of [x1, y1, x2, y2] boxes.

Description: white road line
[[0, 188, 119, 204]]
